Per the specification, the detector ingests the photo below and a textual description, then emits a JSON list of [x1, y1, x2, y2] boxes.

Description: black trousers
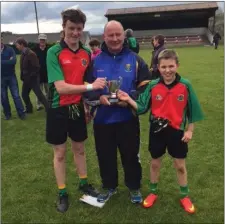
[[214, 40, 219, 49], [22, 76, 48, 112], [93, 117, 142, 190]]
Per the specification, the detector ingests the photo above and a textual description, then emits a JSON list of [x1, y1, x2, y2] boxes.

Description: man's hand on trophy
[[100, 95, 111, 106], [117, 90, 130, 102], [116, 101, 128, 107], [92, 78, 107, 90]]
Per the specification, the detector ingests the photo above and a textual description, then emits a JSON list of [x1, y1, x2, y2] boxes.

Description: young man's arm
[[47, 48, 105, 95], [1, 47, 17, 65]]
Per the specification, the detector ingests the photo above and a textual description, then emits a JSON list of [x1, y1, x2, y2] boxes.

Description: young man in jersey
[[46, 9, 106, 213], [117, 49, 204, 214]]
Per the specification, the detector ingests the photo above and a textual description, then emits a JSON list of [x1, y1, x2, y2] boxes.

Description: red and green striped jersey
[[47, 40, 91, 108], [136, 74, 204, 130]]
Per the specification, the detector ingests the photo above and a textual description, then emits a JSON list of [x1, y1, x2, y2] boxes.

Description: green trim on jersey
[[179, 77, 204, 123], [81, 45, 91, 55], [47, 43, 64, 108], [136, 79, 160, 115], [47, 44, 64, 84]]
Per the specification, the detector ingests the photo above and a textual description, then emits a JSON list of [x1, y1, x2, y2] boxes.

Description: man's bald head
[[104, 20, 124, 33], [103, 20, 125, 54]]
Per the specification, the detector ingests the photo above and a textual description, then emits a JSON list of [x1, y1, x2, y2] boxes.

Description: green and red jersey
[[47, 40, 91, 108], [136, 74, 204, 130]]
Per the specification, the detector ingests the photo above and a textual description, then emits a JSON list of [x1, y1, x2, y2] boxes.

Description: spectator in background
[[213, 32, 222, 49], [1, 36, 26, 120], [33, 33, 49, 111], [60, 30, 64, 41], [149, 35, 165, 79], [125, 28, 139, 54], [15, 37, 48, 113], [89, 39, 101, 60]]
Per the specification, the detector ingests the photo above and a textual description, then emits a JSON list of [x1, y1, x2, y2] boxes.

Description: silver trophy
[[107, 76, 123, 103]]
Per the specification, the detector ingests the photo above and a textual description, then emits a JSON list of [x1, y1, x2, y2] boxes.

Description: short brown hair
[[89, 39, 101, 47], [61, 9, 86, 26], [15, 37, 28, 47], [158, 49, 179, 64], [154, 35, 165, 45]]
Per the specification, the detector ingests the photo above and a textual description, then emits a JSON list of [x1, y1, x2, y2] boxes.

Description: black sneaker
[[79, 183, 100, 197], [56, 193, 69, 213], [19, 114, 26, 120]]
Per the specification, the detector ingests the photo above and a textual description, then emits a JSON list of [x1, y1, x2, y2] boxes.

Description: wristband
[[86, 84, 93, 91]]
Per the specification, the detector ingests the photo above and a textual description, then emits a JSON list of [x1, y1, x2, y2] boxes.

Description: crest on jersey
[[81, 58, 88, 67], [156, 94, 162, 101], [125, 64, 132, 72], [177, 94, 184, 101]]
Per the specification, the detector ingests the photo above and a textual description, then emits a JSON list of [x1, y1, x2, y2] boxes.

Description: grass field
[[2, 46, 224, 223]]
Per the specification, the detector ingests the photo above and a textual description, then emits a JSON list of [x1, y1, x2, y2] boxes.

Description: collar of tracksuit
[[100, 41, 130, 57]]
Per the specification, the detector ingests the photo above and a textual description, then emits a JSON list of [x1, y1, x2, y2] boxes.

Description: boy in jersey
[[117, 49, 204, 214], [46, 9, 106, 213]]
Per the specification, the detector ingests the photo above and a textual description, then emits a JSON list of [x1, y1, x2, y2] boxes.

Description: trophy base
[[109, 98, 119, 104]]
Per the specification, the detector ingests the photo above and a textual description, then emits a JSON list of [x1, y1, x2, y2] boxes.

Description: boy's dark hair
[[158, 49, 179, 64], [154, 34, 165, 45], [89, 39, 101, 47], [61, 9, 86, 26], [15, 37, 28, 47]]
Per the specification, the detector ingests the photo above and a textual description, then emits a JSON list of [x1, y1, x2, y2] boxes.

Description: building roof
[[2, 31, 91, 44], [105, 2, 218, 16]]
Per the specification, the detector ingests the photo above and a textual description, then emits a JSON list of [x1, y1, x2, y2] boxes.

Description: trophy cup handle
[[118, 76, 123, 88], [105, 77, 110, 94]]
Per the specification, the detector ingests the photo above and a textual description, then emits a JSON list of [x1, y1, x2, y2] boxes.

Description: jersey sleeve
[[186, 81, 204, 123], [47, 47, 64, 84], [136, 82, 152, 115]]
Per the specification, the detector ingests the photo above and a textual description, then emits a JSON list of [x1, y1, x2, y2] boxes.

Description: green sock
[[58, 187, 67, 196], [149, 182, 158, 195], [79, 178, 88, 186], [180, 185, 189, 198]]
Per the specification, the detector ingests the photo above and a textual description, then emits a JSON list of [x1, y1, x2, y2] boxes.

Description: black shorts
[[46, 104, 87, 145], [149, 124, 188, 159]]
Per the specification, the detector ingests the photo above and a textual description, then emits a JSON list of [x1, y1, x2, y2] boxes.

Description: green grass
[[2, 46, 224, 223]]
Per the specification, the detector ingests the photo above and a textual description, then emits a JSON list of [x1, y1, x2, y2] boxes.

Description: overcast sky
[[1, 1, 224, 35]]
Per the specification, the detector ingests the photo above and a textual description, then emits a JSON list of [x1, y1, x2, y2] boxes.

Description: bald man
[[84, 20, 152, 204]]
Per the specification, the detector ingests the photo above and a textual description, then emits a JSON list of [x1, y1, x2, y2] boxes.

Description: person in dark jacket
[[150, 35, 165, 79], [33, 33, 49, 111], [124, 28, 139, 54], [15, 37, 48, 113], [213, 32, 222, 49], [85, 21, 152, 204], [1, 36, 26, 120]]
